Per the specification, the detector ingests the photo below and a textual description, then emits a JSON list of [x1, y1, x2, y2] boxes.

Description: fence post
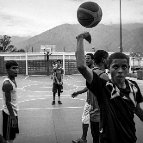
[[26, 52, 28, 75], [129, 56, 132, 73]]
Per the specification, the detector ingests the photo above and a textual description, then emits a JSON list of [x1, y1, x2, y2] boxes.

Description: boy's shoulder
[[92, 67, 104, 74], [92, 67, 109, 81], [126, 79, 139, 89], [127, 78, 137, 85]]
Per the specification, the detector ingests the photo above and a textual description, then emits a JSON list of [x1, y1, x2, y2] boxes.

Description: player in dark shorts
[[76, 32, 143, 143], [52, 59, 64, 105], [2, 60, 19, 143], [89, 50, 109, 143], [72, 51, 109, 143], [72, 53, 95, 143]]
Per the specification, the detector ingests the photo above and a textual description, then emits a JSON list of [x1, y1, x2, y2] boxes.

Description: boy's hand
[[71, 92, 79, 98], [10, 116, 17, 128], [59, 82, 63, 85], [76, 32, 91, 43]]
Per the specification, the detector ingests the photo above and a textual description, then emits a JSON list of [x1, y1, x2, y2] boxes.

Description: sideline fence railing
[[0, 52, 79, 76], [0, 52, 143, 76]]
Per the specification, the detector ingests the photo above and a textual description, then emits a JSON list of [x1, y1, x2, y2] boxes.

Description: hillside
[[13, 23, 143, 53], [11, 36, 31, 45]]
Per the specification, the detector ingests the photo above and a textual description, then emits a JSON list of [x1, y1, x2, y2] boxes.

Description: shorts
[[82, 102, 91, 124], [2, 111, 19, 141], [52, 83, 63, 93]]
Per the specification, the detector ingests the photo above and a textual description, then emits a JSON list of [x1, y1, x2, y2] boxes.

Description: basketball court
[[0, 75, 143, 143]]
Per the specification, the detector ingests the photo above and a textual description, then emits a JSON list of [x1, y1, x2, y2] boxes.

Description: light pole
[[120, 0, 123, 53]]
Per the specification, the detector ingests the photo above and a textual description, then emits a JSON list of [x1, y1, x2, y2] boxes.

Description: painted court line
[[19, 106, 83, 111], [18, 96, 86, 104]]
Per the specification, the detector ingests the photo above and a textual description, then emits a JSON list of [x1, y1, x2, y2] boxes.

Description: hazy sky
[[0, 0, 143, 36]]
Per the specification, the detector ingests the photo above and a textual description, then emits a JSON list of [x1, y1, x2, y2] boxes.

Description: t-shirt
[[87, 67, 109, 122], [87, 72, 143, 143], [2, 77, 18, 116], [53, 67, 64, 84]]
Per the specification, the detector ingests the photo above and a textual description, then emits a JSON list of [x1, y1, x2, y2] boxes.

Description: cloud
[[0, 0, 143, 36], [0, 11, 32, 27], [0, 11, 48, 36], [0, 12, 14, 23]]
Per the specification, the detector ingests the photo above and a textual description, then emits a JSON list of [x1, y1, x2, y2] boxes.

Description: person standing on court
[[51, 61, 57, 80], [52, 59, 64, 105], [89, 50, 109, 143], [72, 51, 109, 143], [2, 60, 19, 143], [72, 53, 95, 143], [75, 32, 143, 143]]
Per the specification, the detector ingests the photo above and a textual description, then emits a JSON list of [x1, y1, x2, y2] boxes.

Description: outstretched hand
[[76, 32, 91, 43], [71, 92, 79, 98]]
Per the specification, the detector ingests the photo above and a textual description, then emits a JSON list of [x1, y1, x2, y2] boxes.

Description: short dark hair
[[86, 53, 94, 60], [6, 60, 18, 70], [94, 50, 109, 64], [108, 52, 129, 67], [57, 59, 62, 63]]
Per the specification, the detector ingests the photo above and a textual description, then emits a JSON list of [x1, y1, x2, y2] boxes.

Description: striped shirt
[[87, 72, 143, 143]]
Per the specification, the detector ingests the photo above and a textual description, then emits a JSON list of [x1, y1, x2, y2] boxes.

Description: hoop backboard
[[40, 45, 56, 54]]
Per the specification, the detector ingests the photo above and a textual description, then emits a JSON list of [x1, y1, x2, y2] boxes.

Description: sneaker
[[72, 138, 87, 143], [52, 101, 55, 105], [0, 134, 7, 143], [58, 101, 62, 104]]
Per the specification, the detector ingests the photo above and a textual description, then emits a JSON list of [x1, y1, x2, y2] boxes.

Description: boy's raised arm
[[75, 32, 93, 84]]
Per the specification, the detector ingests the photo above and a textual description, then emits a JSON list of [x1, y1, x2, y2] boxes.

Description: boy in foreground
[[72, 53, 95, 143], [72, 51, 109, 143], [2, 60, 19, 143], [75, 32, 143, 143]]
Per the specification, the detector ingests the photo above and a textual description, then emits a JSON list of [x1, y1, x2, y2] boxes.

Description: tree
[[0, 35, 16, 52], [17, 49, 25, 52]]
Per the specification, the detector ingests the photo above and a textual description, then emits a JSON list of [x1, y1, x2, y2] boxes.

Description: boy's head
[[108, 52, 130, 84], [85, 53, 94, 68], [6, 60, 18, 77], [108, 52, 129, 67], [56, 59, 62, 67], [94, 50, 109, 69]]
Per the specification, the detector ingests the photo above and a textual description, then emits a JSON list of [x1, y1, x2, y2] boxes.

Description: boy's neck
[[8, 75, 15, 81], [112, 79, 126, 89], [96, 64, 105, 71]]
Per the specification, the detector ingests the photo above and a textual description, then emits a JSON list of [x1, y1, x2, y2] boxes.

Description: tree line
[[0, 35, 25, 52]]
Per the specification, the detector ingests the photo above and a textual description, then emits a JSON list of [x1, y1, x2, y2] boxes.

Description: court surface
[[0, 75, 143, 143]]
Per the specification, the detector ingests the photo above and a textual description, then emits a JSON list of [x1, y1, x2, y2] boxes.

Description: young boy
[[2, 60, 19, 143], [76, 32, 143, 143], [72, 53, 95, 143], [72, 51, 109, 143], [52, 59, 64, 105]]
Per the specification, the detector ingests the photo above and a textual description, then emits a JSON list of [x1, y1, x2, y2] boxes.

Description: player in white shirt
[[2, 60, 19, 143]]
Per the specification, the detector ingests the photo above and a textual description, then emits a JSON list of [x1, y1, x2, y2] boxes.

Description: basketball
[[77, 1, 102, 28]]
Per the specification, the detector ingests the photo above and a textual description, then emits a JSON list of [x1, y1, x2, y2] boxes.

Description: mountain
[[11, 36, 31, 45], [13, 23, 143, 53], [0, 35, 31, 45]]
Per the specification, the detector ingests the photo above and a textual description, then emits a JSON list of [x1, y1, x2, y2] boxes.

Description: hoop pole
[[26, 52, 28, 75]]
